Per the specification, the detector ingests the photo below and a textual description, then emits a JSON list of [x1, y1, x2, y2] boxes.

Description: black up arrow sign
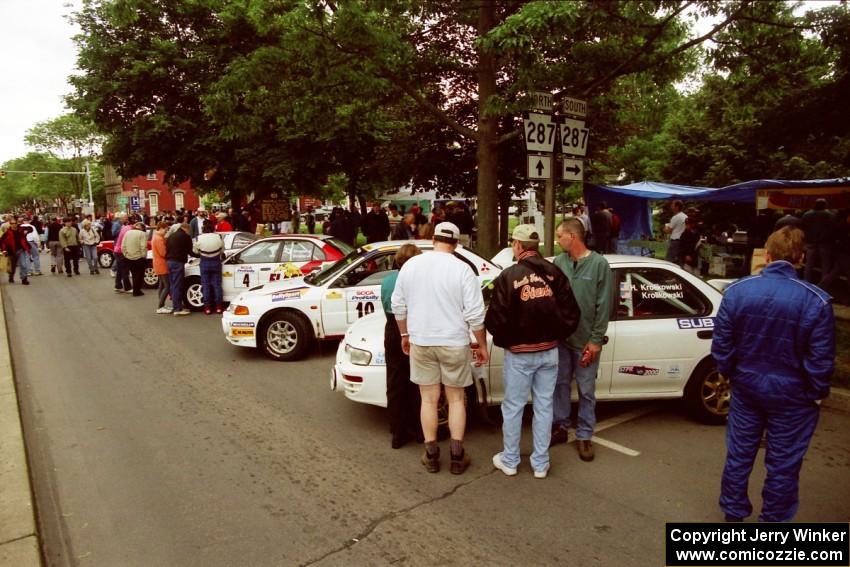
[[535, 160, 545, 176]]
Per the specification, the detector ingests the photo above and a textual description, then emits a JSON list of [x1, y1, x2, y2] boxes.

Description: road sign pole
[[544, 161, 555, 257], [85, 161, 95, 209]]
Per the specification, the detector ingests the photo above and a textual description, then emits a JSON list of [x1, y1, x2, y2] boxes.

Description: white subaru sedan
[[221, 241, 502, 361], [331, 255, 729, 423]]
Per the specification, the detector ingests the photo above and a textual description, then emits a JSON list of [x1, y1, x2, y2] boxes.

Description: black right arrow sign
[[562, 158, 584, 181]]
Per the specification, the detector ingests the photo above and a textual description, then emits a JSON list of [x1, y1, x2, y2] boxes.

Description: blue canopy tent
[[584, 178, 850, 242]]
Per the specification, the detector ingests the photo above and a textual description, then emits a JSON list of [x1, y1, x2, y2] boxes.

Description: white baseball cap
[[434, 221, 460, 241]]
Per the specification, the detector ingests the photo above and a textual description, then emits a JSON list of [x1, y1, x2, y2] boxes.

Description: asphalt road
[[5, 264, 850, 566]]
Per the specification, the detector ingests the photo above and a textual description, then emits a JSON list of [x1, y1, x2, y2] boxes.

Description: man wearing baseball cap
[[391, 221, 489, 474], [485, 225, 580, 478]]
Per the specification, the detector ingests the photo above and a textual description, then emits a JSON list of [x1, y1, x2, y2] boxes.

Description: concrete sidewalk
[[0, 287, 41, 566]]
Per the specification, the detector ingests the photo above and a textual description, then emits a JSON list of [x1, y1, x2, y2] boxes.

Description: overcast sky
[[0, 0, 80, 164]]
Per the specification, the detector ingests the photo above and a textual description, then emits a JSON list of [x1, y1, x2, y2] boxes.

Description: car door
[[320, 251, 396, 338], [222, 240, 285, 300], [610, 265, 715, 395]]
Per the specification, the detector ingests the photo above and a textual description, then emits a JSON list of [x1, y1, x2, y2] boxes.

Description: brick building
[[104, 167, 201, 216]]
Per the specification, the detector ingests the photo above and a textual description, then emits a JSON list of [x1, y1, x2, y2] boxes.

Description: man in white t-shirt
[[391, 222, 489, 475], [664, 199, 687, 265]]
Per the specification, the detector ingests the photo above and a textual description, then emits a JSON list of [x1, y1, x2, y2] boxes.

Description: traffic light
[[0, 170, 5, 179], [31, 171, 37, 179]]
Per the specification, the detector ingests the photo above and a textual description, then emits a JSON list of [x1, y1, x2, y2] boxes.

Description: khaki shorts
[[409, 344, 473, 388]]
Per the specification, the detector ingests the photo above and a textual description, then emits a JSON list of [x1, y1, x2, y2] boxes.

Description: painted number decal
[[355, 301, 375, 318], [345, 288, 381, 323], [234, 267, 258, 288]]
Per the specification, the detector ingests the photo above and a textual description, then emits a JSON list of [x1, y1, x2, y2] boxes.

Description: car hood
[[344, 311, 387, 351]]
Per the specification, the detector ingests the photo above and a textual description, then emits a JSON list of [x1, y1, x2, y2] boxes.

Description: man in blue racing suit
[[712, 226, 835, 522]]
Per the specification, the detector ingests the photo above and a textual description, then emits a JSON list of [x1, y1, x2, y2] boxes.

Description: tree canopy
[[67, 0, 847, 255], [1, 114, 104, 212]]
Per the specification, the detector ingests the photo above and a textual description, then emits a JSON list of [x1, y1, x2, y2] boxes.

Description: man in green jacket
[[551, 217, 613, 461], [58, 217, 80, 277]]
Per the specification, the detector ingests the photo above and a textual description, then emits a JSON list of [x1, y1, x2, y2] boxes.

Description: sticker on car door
[[234, 266, 258, 288], [345, 289, 380, 323]]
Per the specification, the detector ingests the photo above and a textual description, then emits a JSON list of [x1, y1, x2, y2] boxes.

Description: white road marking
[[564, 403, 658, 456], [594, 403, 660, 433], [591, 436, 640, 457]]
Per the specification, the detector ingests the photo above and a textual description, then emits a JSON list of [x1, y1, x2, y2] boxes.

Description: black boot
[[21, 278, 29, 285]]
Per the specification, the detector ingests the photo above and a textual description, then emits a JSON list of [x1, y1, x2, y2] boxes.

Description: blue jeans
[[167, 260, 185, 311], [82, 244, 98, 273], [28, 246, 40, 273], [200, 257, 222, 309], [501, 348, 558, 472], [16, 250, 30, 280], [553, 343, 600, 440]]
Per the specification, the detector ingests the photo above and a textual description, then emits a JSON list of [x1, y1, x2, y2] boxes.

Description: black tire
[[183, 276, 204, 311], [143, 262, 158, 289], [259, 310, 314, 361], [684, 358, 729, 425], [98, 250, 113, 269]]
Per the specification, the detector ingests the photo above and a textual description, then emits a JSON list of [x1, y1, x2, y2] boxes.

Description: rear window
[[615, 267, 711, 320], [328, 238, 355, 256]]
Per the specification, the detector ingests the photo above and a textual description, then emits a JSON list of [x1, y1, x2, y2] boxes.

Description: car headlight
[[345, 344, 372, 366]]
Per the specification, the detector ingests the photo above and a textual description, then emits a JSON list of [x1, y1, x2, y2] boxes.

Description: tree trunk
[[475, 0, 499, 259]]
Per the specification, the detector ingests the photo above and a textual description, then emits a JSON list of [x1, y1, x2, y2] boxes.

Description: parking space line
[[591, 436, 640, 457], [594, 403, 661, 434], [561, 404, 658, 456]]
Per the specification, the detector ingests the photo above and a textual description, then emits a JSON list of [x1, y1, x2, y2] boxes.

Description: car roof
[[253, 233, 335, 242], [602, 254, 677, 267]]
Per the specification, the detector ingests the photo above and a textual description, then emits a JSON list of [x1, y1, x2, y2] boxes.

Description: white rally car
[[221, 241, 502, 361], [332, 255, 730, 423], [138, 231, 259, 289], [180, 234, 352, 310]]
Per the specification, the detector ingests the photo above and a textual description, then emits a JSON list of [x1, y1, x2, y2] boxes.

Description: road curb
[[0, 286, 42, 566], [823, 386, 850, 414]]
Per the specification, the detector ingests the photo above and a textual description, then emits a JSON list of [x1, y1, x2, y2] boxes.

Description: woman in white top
[[78, 219, 101, 274]]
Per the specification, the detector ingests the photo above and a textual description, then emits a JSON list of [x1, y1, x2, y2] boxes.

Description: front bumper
[[221, 310, 260, 348], [331, 340, 388, 408]]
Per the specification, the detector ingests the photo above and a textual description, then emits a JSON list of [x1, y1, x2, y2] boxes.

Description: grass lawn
[[834, 318, 850, 390]]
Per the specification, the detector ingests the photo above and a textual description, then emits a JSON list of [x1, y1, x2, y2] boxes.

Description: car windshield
[[304, 248, 363, 286]]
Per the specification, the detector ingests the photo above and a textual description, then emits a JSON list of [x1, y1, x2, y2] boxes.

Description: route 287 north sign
[[523, 113, 557, 153]]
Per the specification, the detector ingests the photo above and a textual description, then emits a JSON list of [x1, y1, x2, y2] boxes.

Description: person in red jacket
[[0, 218, 32, 285], [215, 212, 233, 232]]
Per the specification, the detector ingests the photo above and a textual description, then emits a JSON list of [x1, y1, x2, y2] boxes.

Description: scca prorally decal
[[677, 317, 715, 330], [618, 365, 660, 376]]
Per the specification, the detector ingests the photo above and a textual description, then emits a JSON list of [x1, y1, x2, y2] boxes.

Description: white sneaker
[[156, 307, 173, 314], [492, 453, 517, 476], [534, 467, 549, 479], [173, 310, 191, 316]]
